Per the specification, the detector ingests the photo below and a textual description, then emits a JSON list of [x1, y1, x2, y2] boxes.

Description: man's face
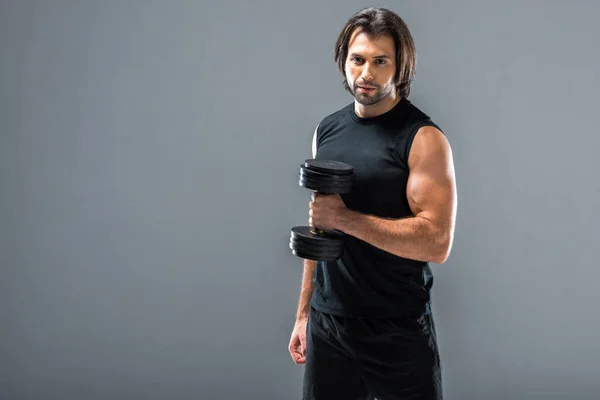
[[345, 29, 397, 105]]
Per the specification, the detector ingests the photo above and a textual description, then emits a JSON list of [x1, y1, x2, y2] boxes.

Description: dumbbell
[[289, 159, 355, 261]]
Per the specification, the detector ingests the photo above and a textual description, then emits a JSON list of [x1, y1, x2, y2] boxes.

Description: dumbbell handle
[[310, 191, 335, 236]]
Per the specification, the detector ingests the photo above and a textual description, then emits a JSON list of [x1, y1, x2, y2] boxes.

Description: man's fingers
[[289, 321, 309, 365], [289, 336, 305, 364], [300, 334, 307, 356], [292, 349, 306, 364], [291, 346, 306, 364]]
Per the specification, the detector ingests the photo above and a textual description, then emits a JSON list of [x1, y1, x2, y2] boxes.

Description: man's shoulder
[[402, 99, 443, 135], [403, 99, 433, 122], [316, 102, 354, 131]]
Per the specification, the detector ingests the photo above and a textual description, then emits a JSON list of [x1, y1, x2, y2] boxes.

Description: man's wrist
[[337, 207, 360, 234], [296, 309, 309, 321]]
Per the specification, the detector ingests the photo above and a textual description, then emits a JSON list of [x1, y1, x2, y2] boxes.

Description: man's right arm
[[295, 259, 317, 320], [294, 125, 319, 320], [289, 125, 319, 364]]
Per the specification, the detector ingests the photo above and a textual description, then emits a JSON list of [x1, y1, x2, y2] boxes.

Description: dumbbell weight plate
[[290, 226, 345, 242], [289, 239, 344, 261], [289, 226, 345, 261], [299, 173, 355, 187], [290, 227, 345, 250], [299, 178, 354, 193], [300, 167, 355, 182], [290, 235, 344, 252], [299, 160, 355, 193], [289, 233, 344, 250], [290, 248, 343, 262], [303, 159, 354, 176]]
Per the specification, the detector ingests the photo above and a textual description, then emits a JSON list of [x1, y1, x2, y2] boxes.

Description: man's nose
[[360, 63, 374, 81]]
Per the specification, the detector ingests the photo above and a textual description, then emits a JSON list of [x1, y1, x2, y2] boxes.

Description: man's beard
[[350, 82, 392, 106]]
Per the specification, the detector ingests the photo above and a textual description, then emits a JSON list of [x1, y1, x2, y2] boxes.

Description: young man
[[288, 7, 457, 400]]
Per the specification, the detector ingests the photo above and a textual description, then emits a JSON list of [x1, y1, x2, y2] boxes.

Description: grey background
[[1, 0, 599, 399]]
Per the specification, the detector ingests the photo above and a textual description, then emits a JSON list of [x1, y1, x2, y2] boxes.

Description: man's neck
[[354, 94, 402, 119]]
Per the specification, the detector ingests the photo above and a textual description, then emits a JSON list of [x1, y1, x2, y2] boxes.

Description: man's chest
[[315, 130, 411, 216]]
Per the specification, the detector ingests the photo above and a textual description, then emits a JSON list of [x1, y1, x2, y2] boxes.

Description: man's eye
[[352, 57, 363, 63]]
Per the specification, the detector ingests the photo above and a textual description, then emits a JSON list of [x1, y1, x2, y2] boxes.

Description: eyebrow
[[349, 52, 390, 59]]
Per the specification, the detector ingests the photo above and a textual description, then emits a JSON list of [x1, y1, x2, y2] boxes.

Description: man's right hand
[[288, 318, 308, 364]]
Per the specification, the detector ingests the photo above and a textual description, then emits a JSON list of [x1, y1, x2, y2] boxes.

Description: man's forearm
[[338, 210, 450, 263], [295, 259, 316, 320]]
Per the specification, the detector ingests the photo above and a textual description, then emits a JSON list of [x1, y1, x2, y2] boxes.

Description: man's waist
[[310, 290, 431, 318]]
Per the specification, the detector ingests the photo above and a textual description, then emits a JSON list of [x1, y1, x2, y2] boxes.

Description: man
[[288, 7, 457, 400]]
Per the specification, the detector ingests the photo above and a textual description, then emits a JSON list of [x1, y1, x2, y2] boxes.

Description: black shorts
[[303, 306, 443, 400]]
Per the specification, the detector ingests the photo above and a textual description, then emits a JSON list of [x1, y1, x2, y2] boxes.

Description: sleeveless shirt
[[311, 97, 443, 318]]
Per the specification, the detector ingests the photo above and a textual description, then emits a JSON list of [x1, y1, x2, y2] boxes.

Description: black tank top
[[311, 98, 443, 318]]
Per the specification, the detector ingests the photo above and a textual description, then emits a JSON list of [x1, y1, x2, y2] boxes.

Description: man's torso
[[310, 98, 443, 318]]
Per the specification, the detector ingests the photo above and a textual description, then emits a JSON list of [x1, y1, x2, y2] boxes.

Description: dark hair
[[334, 7, 417, 98]]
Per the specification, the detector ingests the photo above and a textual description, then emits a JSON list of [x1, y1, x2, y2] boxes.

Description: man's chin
[[354, 93, 382, 106]]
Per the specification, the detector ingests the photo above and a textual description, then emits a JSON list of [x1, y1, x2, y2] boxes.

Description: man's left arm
[[337, 126, 457, 264]]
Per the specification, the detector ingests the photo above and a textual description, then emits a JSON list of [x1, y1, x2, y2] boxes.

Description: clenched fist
[[289, 318, 308, 364], [308, 192, 348, 231]]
